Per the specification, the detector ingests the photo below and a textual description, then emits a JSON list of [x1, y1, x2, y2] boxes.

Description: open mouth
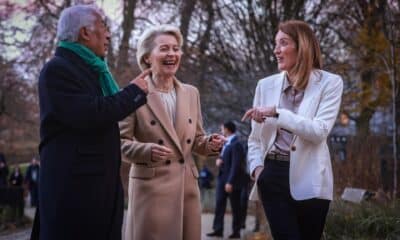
[[162, 59, 178, 66]]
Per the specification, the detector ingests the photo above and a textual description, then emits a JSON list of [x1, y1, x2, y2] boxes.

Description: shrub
[[324, 200, 400, 240]]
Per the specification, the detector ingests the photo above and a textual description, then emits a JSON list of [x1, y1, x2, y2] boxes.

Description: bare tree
[[381, 1, 400, 198], [179, 0, 197, 53], [115, 0, 137, 83], [325, 0, 393, 138]]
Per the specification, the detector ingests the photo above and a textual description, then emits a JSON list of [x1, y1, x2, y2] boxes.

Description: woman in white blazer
[[242, 20, 343, 240]]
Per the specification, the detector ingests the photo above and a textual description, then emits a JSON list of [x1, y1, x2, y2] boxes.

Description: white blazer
[[248, 70, 343, 201]]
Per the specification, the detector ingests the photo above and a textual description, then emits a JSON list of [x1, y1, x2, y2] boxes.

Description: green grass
[[324, 200, 400, 240]]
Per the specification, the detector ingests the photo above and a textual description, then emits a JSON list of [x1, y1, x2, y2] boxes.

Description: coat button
[[188, 118, 192, 124], [150, 120, 156, 125], [158, 139, 164, 145], [165, 159, 171, 165], [179, 159, 185, 164], [186, 139, 191, 144], [291, 145, 296, 151]]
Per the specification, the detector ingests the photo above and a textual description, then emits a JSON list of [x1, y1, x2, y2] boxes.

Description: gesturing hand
[[151, 144, 173, 162], [209, 134, 226, 152], [130, 69, 151, 93], [241, 106, 277, 123]]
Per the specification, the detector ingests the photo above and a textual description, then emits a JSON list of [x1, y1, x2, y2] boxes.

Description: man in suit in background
[[25, 157, 40, 207], [207, 121, 247, 239], [33, 4, 148, 240], [0, 153, 8, 188]]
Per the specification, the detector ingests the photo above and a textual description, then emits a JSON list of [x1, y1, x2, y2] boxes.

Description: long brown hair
[[278, 20, 322, 90]]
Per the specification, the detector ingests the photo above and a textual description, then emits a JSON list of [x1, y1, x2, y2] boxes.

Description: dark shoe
[[228, 233, 240, 239], [206, 231, 223, 237]]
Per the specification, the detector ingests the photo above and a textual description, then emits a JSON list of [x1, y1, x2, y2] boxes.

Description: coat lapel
[[146, 77, 183, 153]]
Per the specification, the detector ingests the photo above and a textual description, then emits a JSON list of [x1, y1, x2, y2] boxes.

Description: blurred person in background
[[199, 164, 214, 210], [0, 153, 8, 188], [199, 165, 214, 191], [25, 157, 40, 207], [9, 164, 24, 187], [207, 121, 247, 239]]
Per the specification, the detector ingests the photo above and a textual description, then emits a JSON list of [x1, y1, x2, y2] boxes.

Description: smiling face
[[146, 34, 182, 77], [79, 11, 110, 57], [274, 30, 298, 73]]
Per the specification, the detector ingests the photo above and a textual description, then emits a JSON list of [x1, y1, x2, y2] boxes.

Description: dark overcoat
[[33, 47, 147, 240]]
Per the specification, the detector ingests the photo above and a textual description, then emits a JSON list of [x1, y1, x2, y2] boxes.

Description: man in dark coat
[[207, 121, 247, 239], [25, 158, 40, 206], [32, 4, 148, 240], [0, 153, 8, 188]]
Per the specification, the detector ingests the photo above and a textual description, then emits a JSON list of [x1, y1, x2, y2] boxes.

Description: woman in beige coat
[[120, 25, 224, 240]]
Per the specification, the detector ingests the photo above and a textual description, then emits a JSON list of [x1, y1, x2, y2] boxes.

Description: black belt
[[265, 153, 290, 162]]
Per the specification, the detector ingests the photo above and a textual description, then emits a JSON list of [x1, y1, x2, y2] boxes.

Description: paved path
[[0, 208, 258, 240]]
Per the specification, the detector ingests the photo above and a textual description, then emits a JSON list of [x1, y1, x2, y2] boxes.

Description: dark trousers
[[239, 179, 250, 228], [257, 160, 330, 240], [212, 179, 242, 234]]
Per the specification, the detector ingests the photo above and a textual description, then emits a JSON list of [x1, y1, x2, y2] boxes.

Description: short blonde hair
[[136, 24, 183, 71], [278, 20, 322, 90]]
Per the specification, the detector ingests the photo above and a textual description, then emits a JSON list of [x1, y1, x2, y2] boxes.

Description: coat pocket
[[129, 164, 156, 179]]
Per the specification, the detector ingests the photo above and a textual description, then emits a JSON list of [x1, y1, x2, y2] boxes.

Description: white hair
[[136, 24, 183, 71], [57, 4, 101, 42]]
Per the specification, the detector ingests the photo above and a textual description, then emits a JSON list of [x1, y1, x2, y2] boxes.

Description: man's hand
[[216, 158, 223, 167], [225, 183, 233, 193], [241, 106, 277, 123], [209, 134, 225, 152], [151, 144, 173, 162], [130, 69, 150, 93]]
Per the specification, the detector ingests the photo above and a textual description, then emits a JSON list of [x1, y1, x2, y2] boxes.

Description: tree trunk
[[197, 0, 214, 94], [116, 0, 137, 83], [391, 42, 398, 199], [179, 0, 197, 53]]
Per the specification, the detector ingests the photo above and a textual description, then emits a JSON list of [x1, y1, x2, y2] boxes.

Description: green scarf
[[58, 41, 119, 96]]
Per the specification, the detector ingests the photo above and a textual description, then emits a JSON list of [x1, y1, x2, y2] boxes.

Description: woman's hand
[[209, 134, 225, 152], [151, 144, 173, 161], [253, 166, 264, 180], [241, 106, 277, 123]]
